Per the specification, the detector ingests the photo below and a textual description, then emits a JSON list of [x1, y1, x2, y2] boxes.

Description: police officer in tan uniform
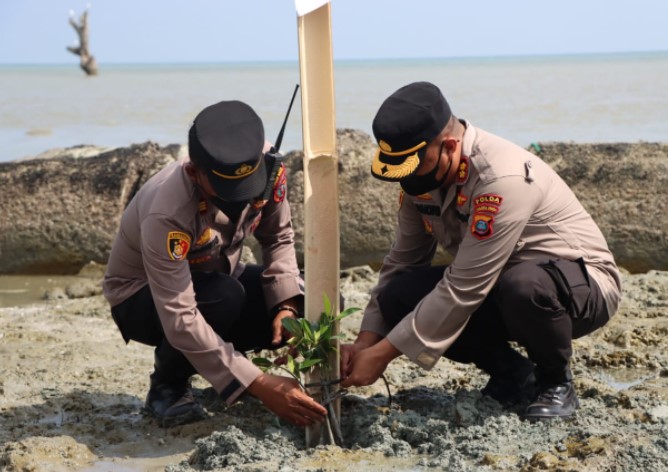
[[341, 82, 622, 420], [103, 100, 327, 427]]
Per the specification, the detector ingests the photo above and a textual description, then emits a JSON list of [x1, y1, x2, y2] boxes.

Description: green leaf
[[251, 357, 273, 367], [282, 317, 303, 337], [335, 307, 361, 321], [300, 319, 314, 343], [251, 357, 273, 372], [249, 298, 363, 387], [322, 292, 332, 319], [286, 355, 297, 377], [299, 358, 323, 370], [318, 323, 331, 339]]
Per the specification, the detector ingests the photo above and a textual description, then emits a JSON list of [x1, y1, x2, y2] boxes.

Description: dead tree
[[67, 9, 98, 76]]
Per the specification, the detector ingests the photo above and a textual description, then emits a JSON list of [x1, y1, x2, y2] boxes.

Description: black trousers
[[110, 264, 295, 385], [377, 258, 609, 385]]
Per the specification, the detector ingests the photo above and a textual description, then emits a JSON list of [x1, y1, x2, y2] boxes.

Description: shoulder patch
[[471, 214, 494, 240], [167, 231, 191, 261], [473, 193, 503, 207], [273, 164, 287, 203]]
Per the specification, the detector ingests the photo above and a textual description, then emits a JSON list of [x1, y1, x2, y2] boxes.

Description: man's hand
[[247, 373, 327, 427], [271, 309, 297, 346], [340, 339, 401, 388], [340, 331, 383, 379]]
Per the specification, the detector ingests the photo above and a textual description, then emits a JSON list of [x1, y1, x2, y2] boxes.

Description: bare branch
[[66, 8, 98, 76]]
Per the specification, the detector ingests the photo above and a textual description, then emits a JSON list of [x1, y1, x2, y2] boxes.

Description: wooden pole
[[296, 2, 339, 447]]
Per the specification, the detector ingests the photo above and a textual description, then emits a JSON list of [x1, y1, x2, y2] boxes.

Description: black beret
[[189, 100, 267, 201], [371, 82, 451, 181]]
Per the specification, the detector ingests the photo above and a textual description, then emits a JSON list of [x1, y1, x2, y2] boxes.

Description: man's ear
[[184, 161, 198, 183], [443, 137, 459, 154]]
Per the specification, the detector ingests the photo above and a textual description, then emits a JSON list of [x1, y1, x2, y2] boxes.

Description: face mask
[[210, 197, 248, 222], [400, 143, 451, 196]]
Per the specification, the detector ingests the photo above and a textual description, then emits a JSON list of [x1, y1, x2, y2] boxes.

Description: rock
[[1, 135, 667, 274], [0, 142, 179, 274], [533, 142, 668, 273], [43, 287, 67, 301], [65, 279, 103, 299], [529, 451, 560, 469], [30, 145, 111, 161], [76, 260, 107, 279]]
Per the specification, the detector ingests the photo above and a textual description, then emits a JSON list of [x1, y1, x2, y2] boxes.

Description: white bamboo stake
[[296, 1, 339, 447]]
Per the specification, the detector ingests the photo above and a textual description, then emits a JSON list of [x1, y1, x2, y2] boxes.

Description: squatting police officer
[[103, 100, 327, 427], [341, 82, 621, 420]]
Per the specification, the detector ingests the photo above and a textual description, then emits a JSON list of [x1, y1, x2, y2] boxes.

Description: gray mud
[[1, 268, 667, 471]]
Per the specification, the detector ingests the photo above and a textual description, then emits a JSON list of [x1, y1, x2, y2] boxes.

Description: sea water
[[0, 51, 667, 162], [1, 52, 667, 306]]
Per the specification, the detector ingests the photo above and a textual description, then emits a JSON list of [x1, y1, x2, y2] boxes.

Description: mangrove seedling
[[252, 293, 360, 446]]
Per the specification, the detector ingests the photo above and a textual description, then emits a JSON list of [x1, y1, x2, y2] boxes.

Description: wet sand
[[1, 267, 667, 471]]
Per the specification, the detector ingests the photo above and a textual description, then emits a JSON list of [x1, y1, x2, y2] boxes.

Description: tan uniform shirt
[[103, 158, 301, 403], [361, 123, 622, 370]]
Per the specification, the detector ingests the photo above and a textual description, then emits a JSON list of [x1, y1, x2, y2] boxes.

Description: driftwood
[[67, 9, 98, 76]]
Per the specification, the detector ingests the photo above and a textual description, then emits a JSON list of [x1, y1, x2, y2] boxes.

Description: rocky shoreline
[[1, 136, 667, 471], [1, 133, 667, 275]]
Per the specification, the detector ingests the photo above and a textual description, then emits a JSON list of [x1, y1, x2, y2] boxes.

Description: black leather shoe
[[143, 382, 206, 427], [523, 381, 579, 421], [482, 369, 537, 405]]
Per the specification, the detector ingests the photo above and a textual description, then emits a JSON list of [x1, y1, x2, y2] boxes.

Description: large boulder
[[0, 135, 666, 274], [533, 142, 668, 273], [0, 142, 179, 274]]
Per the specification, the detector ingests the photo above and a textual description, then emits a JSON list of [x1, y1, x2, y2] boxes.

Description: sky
[[0, 0, 667, 64]]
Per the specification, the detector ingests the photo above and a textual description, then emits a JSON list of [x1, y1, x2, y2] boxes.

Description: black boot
[[482, 366, 537, 405], [144, 379, 206, 427], [523, 381, 579, 421], [480, 349, 537, 405]]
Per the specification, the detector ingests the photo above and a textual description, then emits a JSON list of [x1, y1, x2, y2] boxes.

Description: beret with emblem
[[189, 100, 267, 202], [371, 81, 451, 181]]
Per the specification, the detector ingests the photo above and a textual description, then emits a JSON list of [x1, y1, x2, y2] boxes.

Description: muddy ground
[[1, 266, 667, 472]]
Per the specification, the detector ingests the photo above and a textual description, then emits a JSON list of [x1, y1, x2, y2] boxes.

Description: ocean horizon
[[1, 50, 667, 162]]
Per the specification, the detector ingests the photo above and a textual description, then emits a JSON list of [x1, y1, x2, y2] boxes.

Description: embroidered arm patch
[[273, 165, 287, 203], [470, 193, 503, 240], [167, 231, 191, 260]]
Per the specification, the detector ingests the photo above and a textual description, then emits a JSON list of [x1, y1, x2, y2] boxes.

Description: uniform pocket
[[538, 258, 591, 320]]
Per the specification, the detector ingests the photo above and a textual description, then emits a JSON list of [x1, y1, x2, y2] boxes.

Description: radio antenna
[[273, 84, 300, 153]]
